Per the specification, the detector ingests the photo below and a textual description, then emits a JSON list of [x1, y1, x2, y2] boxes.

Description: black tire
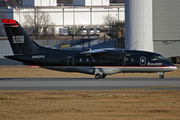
[[95, 74, 101, 79], [159, 75, 164, 79], [101, 74, 106, 78]]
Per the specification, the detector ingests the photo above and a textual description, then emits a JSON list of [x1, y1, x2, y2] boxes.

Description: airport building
[[126, 0, 180, 60], [1, 0, 180, 60], [153, 0, 180, 60], [0, 0, 124, 35], [125, 0, 180, 60]]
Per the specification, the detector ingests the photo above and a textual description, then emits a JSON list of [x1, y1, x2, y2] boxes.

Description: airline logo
[[147, 62, 162, 66], [13, 36, 24, 43]]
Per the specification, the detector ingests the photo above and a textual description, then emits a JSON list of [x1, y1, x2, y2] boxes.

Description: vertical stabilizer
[[1, 19, 39, 55]]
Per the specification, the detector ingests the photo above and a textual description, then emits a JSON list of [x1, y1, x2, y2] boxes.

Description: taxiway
[[0, 77, 180, 90]]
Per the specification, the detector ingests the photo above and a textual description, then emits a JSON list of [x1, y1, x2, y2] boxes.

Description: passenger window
[[131, 59, 134, 63], [142, 59, 144, 64], [80, 58, 82, 62], [86, 58, 89, 62], [125, 57, 128, 61]]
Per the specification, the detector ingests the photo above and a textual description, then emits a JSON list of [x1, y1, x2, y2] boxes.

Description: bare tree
[[23, 9, 54, 39], [103, 15, 119, 38], [103, 14, 119, 26], [103, 15, 125, 48]]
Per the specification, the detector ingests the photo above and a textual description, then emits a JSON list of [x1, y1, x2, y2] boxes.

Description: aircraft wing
[[81, 48, 125, 62], [80, 49, 107, 56]]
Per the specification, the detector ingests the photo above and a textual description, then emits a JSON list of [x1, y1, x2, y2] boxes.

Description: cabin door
[[67, 57, 74, 70], [140, 56, 146, 66]]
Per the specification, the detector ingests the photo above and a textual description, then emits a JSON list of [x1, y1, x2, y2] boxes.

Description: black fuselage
[[5, 48, 175, 74]]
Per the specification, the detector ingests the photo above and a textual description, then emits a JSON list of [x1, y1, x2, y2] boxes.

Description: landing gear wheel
[[101, 74, 106, 79], [95, 74, 101, 79], [159, 75, 164, 79]]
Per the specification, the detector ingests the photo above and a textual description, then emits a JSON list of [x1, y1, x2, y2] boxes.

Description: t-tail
[[1, 19, 49, 55]]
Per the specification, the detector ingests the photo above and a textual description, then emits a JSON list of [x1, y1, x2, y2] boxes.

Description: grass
[[0, 90, 180, 120], [0, 65, 180, 119]]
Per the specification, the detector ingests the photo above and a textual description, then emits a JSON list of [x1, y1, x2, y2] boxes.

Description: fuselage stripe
[[28, 65, 176, 68]]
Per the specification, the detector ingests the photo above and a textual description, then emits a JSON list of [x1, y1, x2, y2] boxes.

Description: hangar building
[[125, 0, 180, 59], [153, 0, 180, 59]]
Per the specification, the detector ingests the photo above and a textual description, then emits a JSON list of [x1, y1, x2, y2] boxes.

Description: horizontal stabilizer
[[1, 19, 18, 26]]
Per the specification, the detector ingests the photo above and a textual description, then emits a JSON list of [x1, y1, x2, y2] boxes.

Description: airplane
[[1, 19, 177, 79]]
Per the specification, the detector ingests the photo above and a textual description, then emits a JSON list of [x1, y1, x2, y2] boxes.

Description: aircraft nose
[[172, 66, 177, 71], [170, 62, 177, 71], [169, 61, 177, 71], [166, 60, 177, 71]]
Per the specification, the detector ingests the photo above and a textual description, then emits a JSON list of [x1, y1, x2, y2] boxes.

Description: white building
[[1, 0, 124, 35]]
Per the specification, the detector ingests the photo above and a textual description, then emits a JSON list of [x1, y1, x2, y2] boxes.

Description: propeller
[[123, 45, 130, 72]]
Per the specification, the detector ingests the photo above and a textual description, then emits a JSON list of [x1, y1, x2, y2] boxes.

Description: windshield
[[151, 55, 165, 61]]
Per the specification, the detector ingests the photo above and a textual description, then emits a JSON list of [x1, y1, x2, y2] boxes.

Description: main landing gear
[[94, 68, 105, 79], [95, 74, 106, 79], [95, 74, 101, 79]]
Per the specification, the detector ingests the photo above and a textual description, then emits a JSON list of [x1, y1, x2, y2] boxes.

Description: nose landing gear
[[159, 75, 164, 79], [157, 72, 164, 79]]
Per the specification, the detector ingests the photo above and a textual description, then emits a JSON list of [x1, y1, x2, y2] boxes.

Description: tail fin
[[1, 19, 40, 55]]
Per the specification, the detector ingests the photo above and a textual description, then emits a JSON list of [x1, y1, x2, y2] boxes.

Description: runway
[[0, 77, 180, 90]]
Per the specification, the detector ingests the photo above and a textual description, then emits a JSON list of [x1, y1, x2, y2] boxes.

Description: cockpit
[[151, 55, 165, 61]]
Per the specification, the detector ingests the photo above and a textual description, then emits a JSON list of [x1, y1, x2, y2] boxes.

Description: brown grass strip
[[0, 90, 180, 120], [0, 65, 180, 78]]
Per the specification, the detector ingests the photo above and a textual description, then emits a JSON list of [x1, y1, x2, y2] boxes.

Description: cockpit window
[[151, 56, 165, 61]]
